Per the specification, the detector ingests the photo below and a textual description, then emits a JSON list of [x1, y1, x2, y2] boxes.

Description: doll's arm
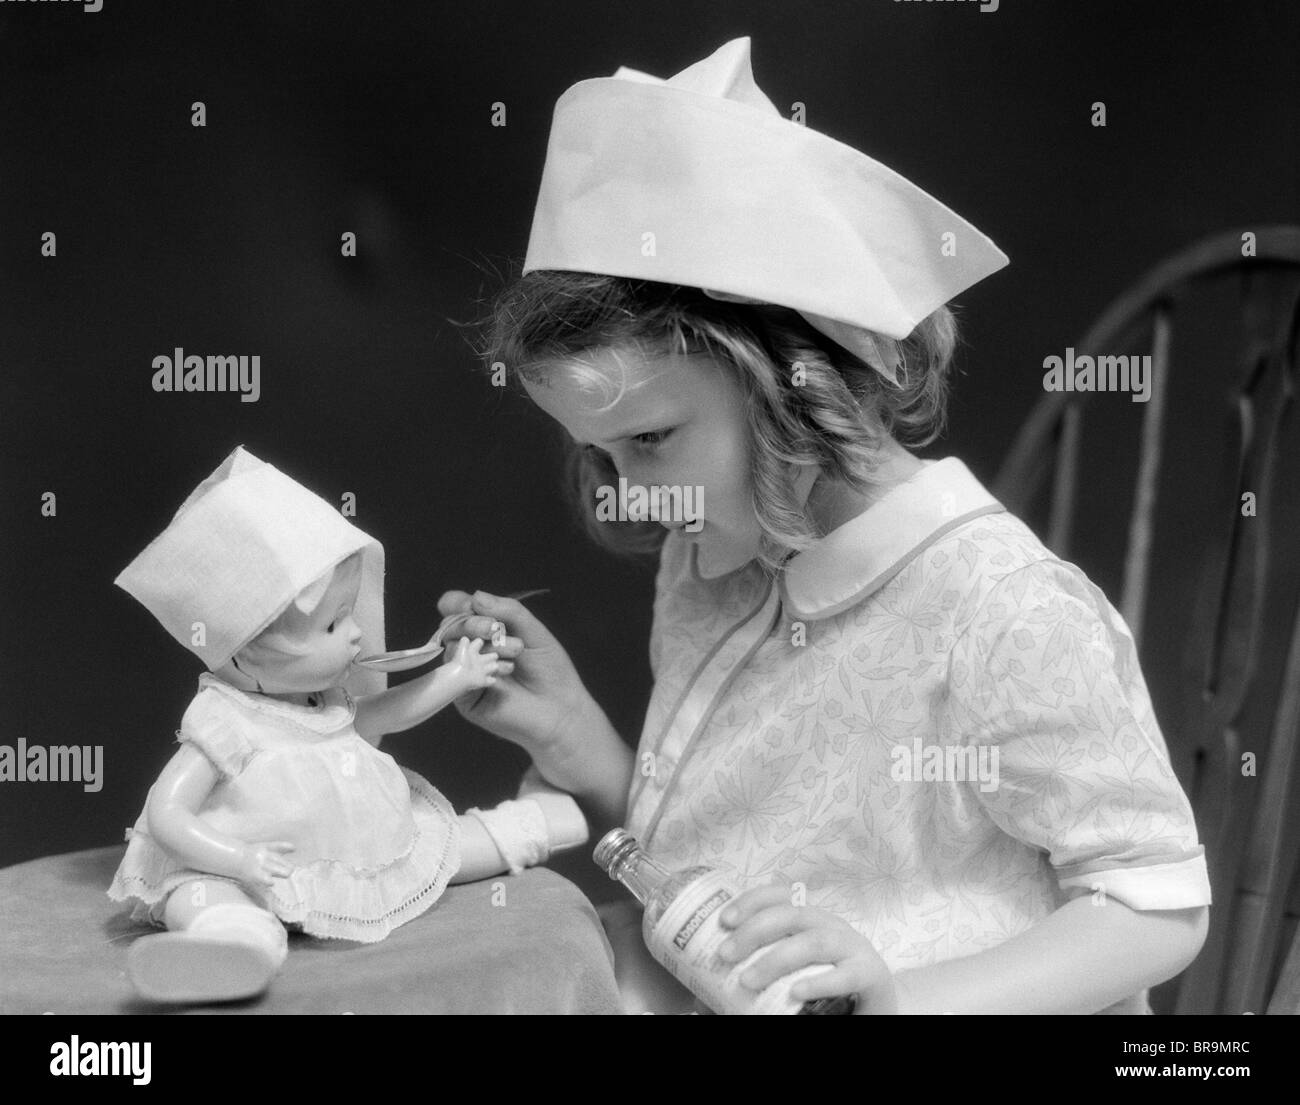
[[354, 637, 505, 744], [145, 745, 294, 887]]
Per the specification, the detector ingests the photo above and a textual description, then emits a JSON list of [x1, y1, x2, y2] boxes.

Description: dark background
[[1, 0, 1296, 917]]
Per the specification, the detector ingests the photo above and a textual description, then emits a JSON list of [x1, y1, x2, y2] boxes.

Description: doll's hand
[[235, 841, 296, 889], [440, 636, 506, 693], [716, 884, 897, 1014], [435, 589, 599, 756]]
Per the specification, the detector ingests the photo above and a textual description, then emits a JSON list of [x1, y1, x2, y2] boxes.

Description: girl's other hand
[[716, 884, 898, 1015], [435, 589, 601, 757], [236, 841, 296, 889]]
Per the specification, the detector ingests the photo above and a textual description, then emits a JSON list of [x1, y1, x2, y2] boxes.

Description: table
[[0, 846, 625, 1014]]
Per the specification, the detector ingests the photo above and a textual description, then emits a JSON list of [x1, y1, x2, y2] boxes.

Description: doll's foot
[[128, 933, 278, 1004], [468, 778, 589, 875], [517, 764, 589, 852], [127, 903, 287, 1004]]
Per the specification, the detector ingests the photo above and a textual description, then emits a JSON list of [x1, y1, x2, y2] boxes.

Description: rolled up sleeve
[[943, 559, 1211, 911]]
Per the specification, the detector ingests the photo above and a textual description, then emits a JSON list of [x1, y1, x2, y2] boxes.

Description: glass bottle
[[594, 828, 857, 1015]]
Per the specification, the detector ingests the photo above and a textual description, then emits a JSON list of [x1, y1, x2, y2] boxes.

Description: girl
[[110, 446, 586, 1003], [436, 38, 1212, 1014]]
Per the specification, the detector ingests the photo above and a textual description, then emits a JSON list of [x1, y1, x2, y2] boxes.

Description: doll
[[108, 446, 587, 1003]]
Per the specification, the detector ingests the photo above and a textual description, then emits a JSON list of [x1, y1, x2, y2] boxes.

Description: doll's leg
[[126, 879, 288, 1004], [159, 876, 265, 928], [451, 787, 589, 884], [452, 813, 516, 883]]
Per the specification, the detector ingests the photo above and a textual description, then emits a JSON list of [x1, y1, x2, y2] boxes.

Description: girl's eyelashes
[[582, 429, 673, 462]]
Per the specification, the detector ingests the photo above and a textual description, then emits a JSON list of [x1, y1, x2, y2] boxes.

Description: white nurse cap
[[523, 37, 1009, 385]]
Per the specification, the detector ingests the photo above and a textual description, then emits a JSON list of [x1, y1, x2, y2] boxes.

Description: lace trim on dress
[[108, 769, 462, 943]]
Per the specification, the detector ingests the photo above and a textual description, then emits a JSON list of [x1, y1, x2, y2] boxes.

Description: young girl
[[109, 446, 586, 1004], [436, 38, 1212, 1014]]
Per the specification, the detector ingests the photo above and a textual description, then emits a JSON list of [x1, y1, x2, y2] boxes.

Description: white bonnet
[[115, 446, 386, 697]]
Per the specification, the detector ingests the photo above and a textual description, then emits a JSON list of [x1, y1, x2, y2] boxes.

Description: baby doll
[[109, 446, 587, 1003]]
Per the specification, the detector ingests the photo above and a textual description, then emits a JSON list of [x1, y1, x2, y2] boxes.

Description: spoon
[[356, 589, 550, 672]]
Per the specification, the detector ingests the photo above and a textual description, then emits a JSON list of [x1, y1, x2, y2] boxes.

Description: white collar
[[777, 456, 1005, 621]]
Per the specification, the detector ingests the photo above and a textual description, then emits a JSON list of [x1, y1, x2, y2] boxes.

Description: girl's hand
[[235, 841, 295, 889], [717, 884, 898, 1015], [440, 636, 507, 692], [435, 589, 602, 757]]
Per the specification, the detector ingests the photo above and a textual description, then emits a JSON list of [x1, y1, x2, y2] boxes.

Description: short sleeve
[[178, 688, 256, 779], [942, 558, 1211, 911]]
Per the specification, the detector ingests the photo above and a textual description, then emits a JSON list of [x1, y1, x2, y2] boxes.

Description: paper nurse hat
[[523, 36, 1009, 384], [115, 446, 386, 697]]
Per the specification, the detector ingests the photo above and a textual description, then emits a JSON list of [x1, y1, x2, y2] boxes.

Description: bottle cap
[[592, 826, 638, 877]]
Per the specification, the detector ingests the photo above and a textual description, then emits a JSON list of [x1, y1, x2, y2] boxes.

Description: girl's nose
[[617, 456, 649, 483]]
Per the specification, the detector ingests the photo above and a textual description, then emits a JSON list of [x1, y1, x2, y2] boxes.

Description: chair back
[[991, 227, 1300, 1014]]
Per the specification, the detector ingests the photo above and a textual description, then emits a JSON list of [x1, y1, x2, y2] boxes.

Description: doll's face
[[236, 556, 364, 694], [521, 346, 762, 576]]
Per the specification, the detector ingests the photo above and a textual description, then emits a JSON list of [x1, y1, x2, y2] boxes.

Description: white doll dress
[[109, 673, 462, 943]]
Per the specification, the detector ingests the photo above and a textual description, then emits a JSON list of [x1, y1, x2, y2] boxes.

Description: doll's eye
[[326, 622, 336, 633]]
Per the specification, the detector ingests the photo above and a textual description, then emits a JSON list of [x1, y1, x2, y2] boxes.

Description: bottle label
[[644, 871, 838, 1014]]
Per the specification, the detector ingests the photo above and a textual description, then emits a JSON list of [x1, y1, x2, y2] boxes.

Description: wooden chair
[[991, 226, 1300, 1015]]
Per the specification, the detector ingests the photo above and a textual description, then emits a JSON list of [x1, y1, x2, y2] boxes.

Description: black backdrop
[[1, 0, 1297, 908]]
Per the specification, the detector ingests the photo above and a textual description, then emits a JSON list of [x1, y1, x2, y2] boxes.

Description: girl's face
[[239, 556, 364, 694], [522, 347, 764, 576]]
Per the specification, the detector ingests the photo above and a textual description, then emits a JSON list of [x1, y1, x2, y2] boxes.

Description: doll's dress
[[108, 673, 462, 943]]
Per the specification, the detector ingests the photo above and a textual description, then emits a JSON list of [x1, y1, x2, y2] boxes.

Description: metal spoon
[[356, 589, 550, 672]]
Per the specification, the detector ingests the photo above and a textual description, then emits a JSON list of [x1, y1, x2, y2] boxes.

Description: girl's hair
[[477, 270, 958, 573]]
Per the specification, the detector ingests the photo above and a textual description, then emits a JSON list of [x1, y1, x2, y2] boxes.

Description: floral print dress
[[624, 457, 1211, 1014]]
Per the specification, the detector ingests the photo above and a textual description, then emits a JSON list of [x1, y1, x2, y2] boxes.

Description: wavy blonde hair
[[476, 270, 959, 574]]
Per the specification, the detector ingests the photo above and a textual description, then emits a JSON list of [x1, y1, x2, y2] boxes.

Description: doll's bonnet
[[115, 446, 386, 697], [523, 36, 1009, 384]]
